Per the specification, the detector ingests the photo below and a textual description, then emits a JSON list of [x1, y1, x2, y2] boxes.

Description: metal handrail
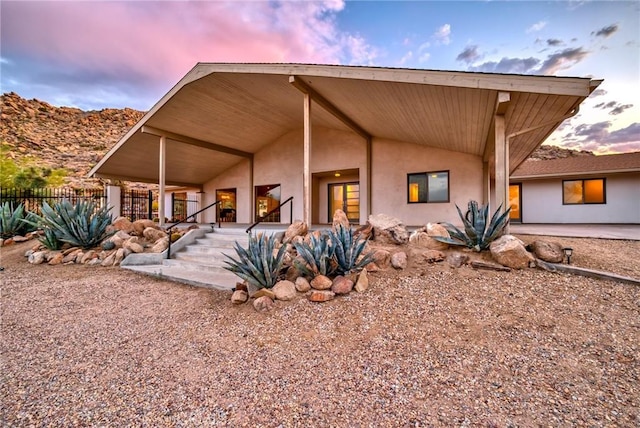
[[246, 196, 293, 234], [166, 199, 222, 259]]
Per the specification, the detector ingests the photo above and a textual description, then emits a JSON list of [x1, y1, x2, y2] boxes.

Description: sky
[[1, 0, 639, 154]]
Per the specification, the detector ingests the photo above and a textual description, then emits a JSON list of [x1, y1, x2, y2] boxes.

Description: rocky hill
[[1, 92, 593, 188]]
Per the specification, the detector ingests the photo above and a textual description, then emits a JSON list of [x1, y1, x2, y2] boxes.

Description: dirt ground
[[1, 236, 639, 426]]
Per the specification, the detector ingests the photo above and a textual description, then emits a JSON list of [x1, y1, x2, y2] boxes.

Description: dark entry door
[[329, 182, 359, 223], [216, 188, 237, 222]]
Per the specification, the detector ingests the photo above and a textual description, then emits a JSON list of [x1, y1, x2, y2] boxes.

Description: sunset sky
[[1, 0, 638, 154]]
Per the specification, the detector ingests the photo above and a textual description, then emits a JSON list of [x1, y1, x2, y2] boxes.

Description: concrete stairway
[[122, 228, 250, 291]]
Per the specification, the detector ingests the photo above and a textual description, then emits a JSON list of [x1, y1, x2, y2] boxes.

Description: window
[[563, 178, 606, 204], [408, 171, 449, 203]]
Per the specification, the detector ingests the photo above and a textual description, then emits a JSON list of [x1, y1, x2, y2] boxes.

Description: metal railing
[[166, 200, 222, 259], [246, 196, 293, 234]]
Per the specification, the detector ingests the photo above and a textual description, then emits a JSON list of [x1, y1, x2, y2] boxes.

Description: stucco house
[[89, 63, 601, 227], [509, 152, 640, 224]]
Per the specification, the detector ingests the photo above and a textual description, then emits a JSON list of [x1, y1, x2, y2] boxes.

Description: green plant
[[293, 232, 337, 278], [329, 225, 374, 275], [39, 227, 61, 250], [23, 199, 114, 250], [0, 202, 37, 239], [223, 233, 286, 289], [433, 200, 511, 252]]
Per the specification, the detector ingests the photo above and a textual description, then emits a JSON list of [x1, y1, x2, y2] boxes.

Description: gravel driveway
[[1, 237, 639, 426]]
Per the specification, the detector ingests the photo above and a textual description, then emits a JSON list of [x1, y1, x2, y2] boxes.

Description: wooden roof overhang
[[89, 63, 601, 186]]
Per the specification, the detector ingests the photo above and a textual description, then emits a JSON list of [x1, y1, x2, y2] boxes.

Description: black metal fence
[[0, 187, 106, 216], [121, 189, 156, 222]]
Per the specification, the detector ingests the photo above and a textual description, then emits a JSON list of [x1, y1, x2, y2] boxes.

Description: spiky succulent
[[293, 231, 337, 278], [22, 199, 113, 250], [433, 200, 510, 252], [223, 233, 286, 289], [0, 202, 37, 239], [39, 227, 62, 250], [329, 225, 374, 275]]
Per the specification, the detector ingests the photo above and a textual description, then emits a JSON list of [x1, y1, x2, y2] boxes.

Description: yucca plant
[[23, 199, 114, 250], [293, 232, 337, 278], [433, 200, 511, 252], [0, 202, 37, 239], [223, 233, 286, 289], [329, 225, 374, 275]]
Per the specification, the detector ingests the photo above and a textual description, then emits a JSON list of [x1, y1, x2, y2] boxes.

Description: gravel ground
[[1, 237, 639, 427]]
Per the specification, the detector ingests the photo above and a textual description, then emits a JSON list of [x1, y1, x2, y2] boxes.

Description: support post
[[158, 135, 167, 226], [366, 136, 372, 224], [494, 114, 509, 232], [303, 93, 312, 226], [105, 185, 121, 219]]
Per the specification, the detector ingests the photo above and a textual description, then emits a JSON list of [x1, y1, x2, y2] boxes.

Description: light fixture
[[563, 247, 573, 264], [335, 172, 341, 177]]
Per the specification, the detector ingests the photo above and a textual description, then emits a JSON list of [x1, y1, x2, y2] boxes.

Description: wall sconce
[[563, 247, 573, 264], [334, 172, 341, 177]]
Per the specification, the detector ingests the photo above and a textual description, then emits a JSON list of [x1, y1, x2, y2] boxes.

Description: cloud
[[433, 24, 451, 45], [0, 0, 379, 110], [456, 45, 481, 64], [399, 51, 413, 65], [472, 57, 540, 74], [527, 21, 547, 33], [593, 100, 634, 115], [546, 39, 563, 46], [592, 24, 619, 38], [419, 52, 431, 63], [565, 121, 640, 153], [538, 47, 590, 74], [590, 89, 607, 97]]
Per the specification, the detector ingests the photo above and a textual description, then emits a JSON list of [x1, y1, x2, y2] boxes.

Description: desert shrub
[[433, 200, 510, 251], [0, 202, 38, 239], [329, 225, 374, 275], [223, 233, 286, 289], [293, 231, 338, 278]]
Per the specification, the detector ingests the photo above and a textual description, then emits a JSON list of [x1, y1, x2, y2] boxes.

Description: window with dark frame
[[562, 178, 606, 205], [407, 171, 450, 203]]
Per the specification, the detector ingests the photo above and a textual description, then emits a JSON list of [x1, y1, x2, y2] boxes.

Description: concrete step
[[122, 263, 239, 290]]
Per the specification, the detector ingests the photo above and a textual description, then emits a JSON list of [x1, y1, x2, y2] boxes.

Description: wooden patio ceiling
[[90, 63, 600, 186]]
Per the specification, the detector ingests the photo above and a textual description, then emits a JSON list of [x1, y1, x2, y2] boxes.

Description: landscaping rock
[[490, 235, 535, 269], [295, 277, 311, 292], [285, 265, 300, 282], [446, 252, 469, 268], [273, 280, 296, 301], [391, 251, 408, 269], [311, 275, 333, 290], [112, 216, 134, 234], [12, 235, 29, 243], [284, 220, 308, 243], [423, 250, 446, 263], [308, 290, 335, 303], [530, 240, 564, 263], [367, 213, 409, 245], [123, 239, 144, 254], [355, 269, 369, 292], [28, 251, 45, 264], [150, 237, 169, 253], [409, 223, 450, 250], [114, 248, 126, 265], [132, 219, 156, 236], [252, 289, 276, 300], [101, 252, 116, 267], [143, 227, 167, 242], [80, 250, 97, 264], [372, 249, 391, 270], [331, 276, 354, 295], [332, 209, 350, 232], [253, 295, 275, 312], [62, 250, 82, 264], [48, 253, 64, 265], [231, 290, 249, 304]]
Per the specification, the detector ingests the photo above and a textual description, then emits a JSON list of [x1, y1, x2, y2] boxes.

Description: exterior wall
[[201, 127, 484, 226], [372, 138, 484, 225], [516, 172, 640, 223]]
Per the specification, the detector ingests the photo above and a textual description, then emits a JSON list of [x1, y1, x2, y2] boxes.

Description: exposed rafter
[[141, 126, 253, 159], [289, 75, 371, 141]]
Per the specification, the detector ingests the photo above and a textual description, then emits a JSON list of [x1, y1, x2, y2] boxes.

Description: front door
[[216, 188, 237, 222], [329, 182, 360, 223], [509, 183, 522, 222]]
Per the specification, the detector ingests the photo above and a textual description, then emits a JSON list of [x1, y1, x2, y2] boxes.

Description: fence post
[[171, 192, 175, 222], [148, 190, 153, 220]]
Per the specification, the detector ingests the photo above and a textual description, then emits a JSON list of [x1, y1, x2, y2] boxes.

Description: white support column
[[105, 185, 121, 218], [494, 115, 508, 214], [303, 93, 312, 226], [366, 136, 372, 223], [158, 135, 167, 226]]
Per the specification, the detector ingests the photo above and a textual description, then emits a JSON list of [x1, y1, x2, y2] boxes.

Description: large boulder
[[391, 251, 408, 269], [529, 240, 564, 263], [367, 214, 409, 245], [253, 296, 275, 312], [490, 235, 535, 269], [310, 275, 333, 290], [284, 220, 308, 243], [409, 223, 450, 251], [331, 276, 354, 295], [332, 209, 351, 232], [111, 216, 134, 234], [273, 280, 296, 301], [132, 219, 157, 236], [143, 227, 168, 242]]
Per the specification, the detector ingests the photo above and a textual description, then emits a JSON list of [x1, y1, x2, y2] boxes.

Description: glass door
[[216, 189, 237, 222], [329, 182, 360, 223]]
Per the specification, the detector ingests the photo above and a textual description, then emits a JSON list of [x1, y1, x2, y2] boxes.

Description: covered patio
[[89, 63, 600, 226]]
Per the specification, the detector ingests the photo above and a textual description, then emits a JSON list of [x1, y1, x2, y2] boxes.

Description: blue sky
[[1, 0, 638, 154]]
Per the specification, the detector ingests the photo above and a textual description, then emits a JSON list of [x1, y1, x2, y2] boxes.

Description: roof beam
[[289, 75, 371, 141], [141, 126, 253, 159], [93, 172, 202, 188]]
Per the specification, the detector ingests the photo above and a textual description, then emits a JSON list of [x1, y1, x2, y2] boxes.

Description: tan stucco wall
[[517, 173, 640, 223], [371, 138, 484, 225], [202, 159, 252, 223], [202, 127, 484, 226]]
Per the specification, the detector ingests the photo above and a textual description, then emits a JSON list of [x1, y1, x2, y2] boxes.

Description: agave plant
[[293, 231, 337, 278], [433, 200, 511, 252], [0, 202, 37, 239], [329, 225, 374, 275], [39, 227, 62, 250], [223, 233, 286, 289], [23, 199, 114, 250]]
